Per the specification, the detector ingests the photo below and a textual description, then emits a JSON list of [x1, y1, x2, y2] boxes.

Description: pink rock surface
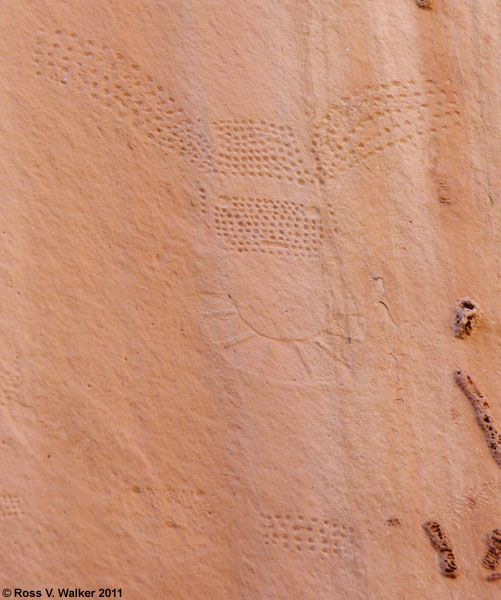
[[1, 1, 500, 598]]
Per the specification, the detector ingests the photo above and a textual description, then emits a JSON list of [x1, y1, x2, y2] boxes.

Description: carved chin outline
[[201, 291, 365, 385]]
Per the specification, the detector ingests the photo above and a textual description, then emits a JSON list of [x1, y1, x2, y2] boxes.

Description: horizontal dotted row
[[211, 120, 314, 184], [0, 495, 24, 519], [260, 513, 356, 559], [212, 196, 323, 258]]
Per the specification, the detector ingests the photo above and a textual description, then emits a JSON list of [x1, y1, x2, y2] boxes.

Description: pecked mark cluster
[[33, 29, 212, 170], [204, 191, 324, 258], [32, 32, 463, 190], [0, 494, 25, 519], [259, 513, 357, 560], [0, 356, 21, 406], [313, 80, 460, 181], [210, 120, 315, 184]]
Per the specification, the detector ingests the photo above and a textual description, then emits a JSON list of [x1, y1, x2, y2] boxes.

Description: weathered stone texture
[[1, 1, 500, 598]]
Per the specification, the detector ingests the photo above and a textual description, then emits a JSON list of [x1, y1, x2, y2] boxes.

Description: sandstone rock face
[[1, 1, 500, 598]]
